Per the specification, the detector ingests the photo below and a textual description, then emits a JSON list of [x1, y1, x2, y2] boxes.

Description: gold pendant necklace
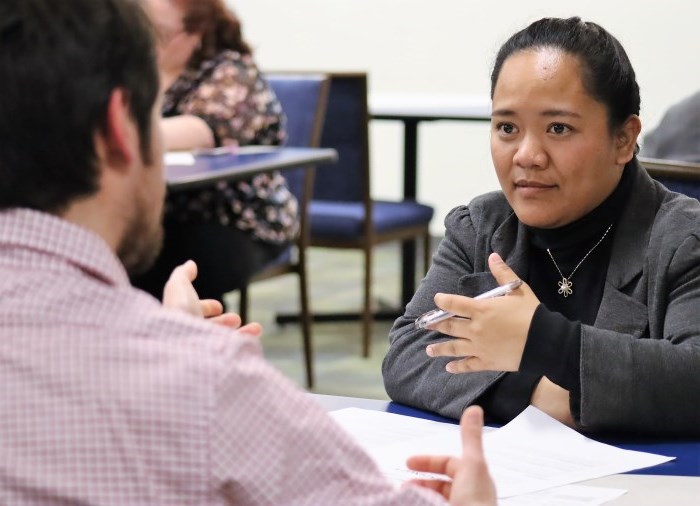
[[546, 224, 613, 298]]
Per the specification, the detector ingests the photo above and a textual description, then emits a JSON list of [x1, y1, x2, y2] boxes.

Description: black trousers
[[132, 222, 287, 302]]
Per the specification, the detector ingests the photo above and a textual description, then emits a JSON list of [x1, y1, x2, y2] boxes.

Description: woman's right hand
[[425, 253, 540, 373]]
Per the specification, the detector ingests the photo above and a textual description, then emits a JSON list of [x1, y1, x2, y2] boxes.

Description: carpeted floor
[[224, 241, 433, 400]]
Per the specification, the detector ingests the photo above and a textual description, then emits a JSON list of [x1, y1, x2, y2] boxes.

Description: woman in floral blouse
[[133, 0, 298, 301]]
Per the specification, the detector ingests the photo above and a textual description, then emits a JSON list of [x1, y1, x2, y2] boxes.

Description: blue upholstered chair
[[638, 156, 700, 200], [239, 73, 329, 388], [309, 73, 434, 357]]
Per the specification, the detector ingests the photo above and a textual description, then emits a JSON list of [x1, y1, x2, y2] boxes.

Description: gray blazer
[[641, 90, 700, 163], [382, 163, 700, 435]]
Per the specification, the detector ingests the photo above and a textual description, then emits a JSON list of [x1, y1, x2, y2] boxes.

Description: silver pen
[[414, 279, 523, 330]]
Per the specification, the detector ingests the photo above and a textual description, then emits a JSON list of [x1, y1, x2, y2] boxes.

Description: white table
[[369, 92, 491, 305], [369, 92, 491, 121], [582, 474, 700, 505]]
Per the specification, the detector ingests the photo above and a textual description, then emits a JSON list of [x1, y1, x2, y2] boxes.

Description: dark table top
[[165, 146, 337, 191]]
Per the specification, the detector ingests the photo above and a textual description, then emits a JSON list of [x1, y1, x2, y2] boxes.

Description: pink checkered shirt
[[0, 209, 446, 505]]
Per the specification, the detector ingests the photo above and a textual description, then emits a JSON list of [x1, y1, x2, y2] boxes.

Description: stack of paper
[[330, 406, 673, 505]]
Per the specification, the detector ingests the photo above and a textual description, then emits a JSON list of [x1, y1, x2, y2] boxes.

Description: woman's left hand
[[425, 253, 539, 373]]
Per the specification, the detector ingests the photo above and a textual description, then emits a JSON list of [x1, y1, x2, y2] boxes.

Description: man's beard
[[117, 191, 164, 277]]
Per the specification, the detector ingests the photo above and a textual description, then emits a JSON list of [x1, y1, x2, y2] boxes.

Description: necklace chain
[[546, 224, 613, 298]]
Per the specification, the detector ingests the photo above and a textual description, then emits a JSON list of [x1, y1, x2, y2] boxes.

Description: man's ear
[[97, 88, 136, 168], [615, 115, 642, 165]]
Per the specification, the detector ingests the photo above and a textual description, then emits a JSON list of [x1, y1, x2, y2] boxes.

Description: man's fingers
[[163, 260, 198, 295], [169, 259, 197, 282], [239, 322, 263, 337], [200, 299, 224, 318], [406, 455, 456, 500], [204, 314, 263, 335], [408, 407, 495, 505], [162, 260, 201, 315], [460, 405, 486, 463], [207, 313, 241, 328], [407, 478, 452, 499], [456, 405, 498, 504], [406, 455, 451, 476]]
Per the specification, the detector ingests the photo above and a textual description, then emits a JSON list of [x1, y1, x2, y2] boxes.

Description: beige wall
[[229, 0, 700, 234]]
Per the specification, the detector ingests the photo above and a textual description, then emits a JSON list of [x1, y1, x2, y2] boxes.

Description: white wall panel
[[229, 0, 700, 233]]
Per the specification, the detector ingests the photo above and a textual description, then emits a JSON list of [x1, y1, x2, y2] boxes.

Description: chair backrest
[[267, 74, 329, 149], [638, 156, 700, 200], [312, 73, 371, 203], [266, 73, 329, 199]]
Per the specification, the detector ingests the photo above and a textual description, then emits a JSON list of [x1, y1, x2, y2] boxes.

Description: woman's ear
[[615, 115, 642, 164]]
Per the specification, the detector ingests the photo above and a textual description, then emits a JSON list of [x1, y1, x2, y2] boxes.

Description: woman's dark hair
[[490, 17, 640, 132], [177, 0, 252, 70], [0, 0, 159, 213]]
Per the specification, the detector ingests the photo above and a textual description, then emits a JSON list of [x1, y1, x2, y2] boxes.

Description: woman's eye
[[548, 123, 571, 135], [497, 123, 516, 134]]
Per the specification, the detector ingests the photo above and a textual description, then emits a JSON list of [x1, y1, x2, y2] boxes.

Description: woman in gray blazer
[[383, 17, 700, 436]]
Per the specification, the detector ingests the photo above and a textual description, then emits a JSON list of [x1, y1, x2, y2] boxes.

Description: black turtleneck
[[479, 163, 635, 422]]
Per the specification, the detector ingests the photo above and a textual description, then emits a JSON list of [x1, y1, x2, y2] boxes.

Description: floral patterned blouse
[[164, 50, 298, 245]]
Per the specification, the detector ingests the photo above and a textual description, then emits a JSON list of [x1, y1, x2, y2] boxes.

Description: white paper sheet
[[164, 151, 195, 165], [331, 406, 673, 500], [329, 408, 476, 448]]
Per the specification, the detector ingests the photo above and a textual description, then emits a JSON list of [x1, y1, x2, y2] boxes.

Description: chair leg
[[362, 245, 373, 358], [239, 285, 249, 324], [298, 263, 314, 389], [423, 230, 432, 274]]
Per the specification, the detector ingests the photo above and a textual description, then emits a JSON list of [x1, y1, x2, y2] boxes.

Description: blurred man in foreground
[[0, 0, 495, 504]]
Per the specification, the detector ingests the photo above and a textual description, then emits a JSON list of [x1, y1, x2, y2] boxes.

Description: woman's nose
[[513, 134, 547, 169]]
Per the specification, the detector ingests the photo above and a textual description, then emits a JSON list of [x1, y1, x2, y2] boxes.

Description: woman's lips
[[514, 180, 556, 196]]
